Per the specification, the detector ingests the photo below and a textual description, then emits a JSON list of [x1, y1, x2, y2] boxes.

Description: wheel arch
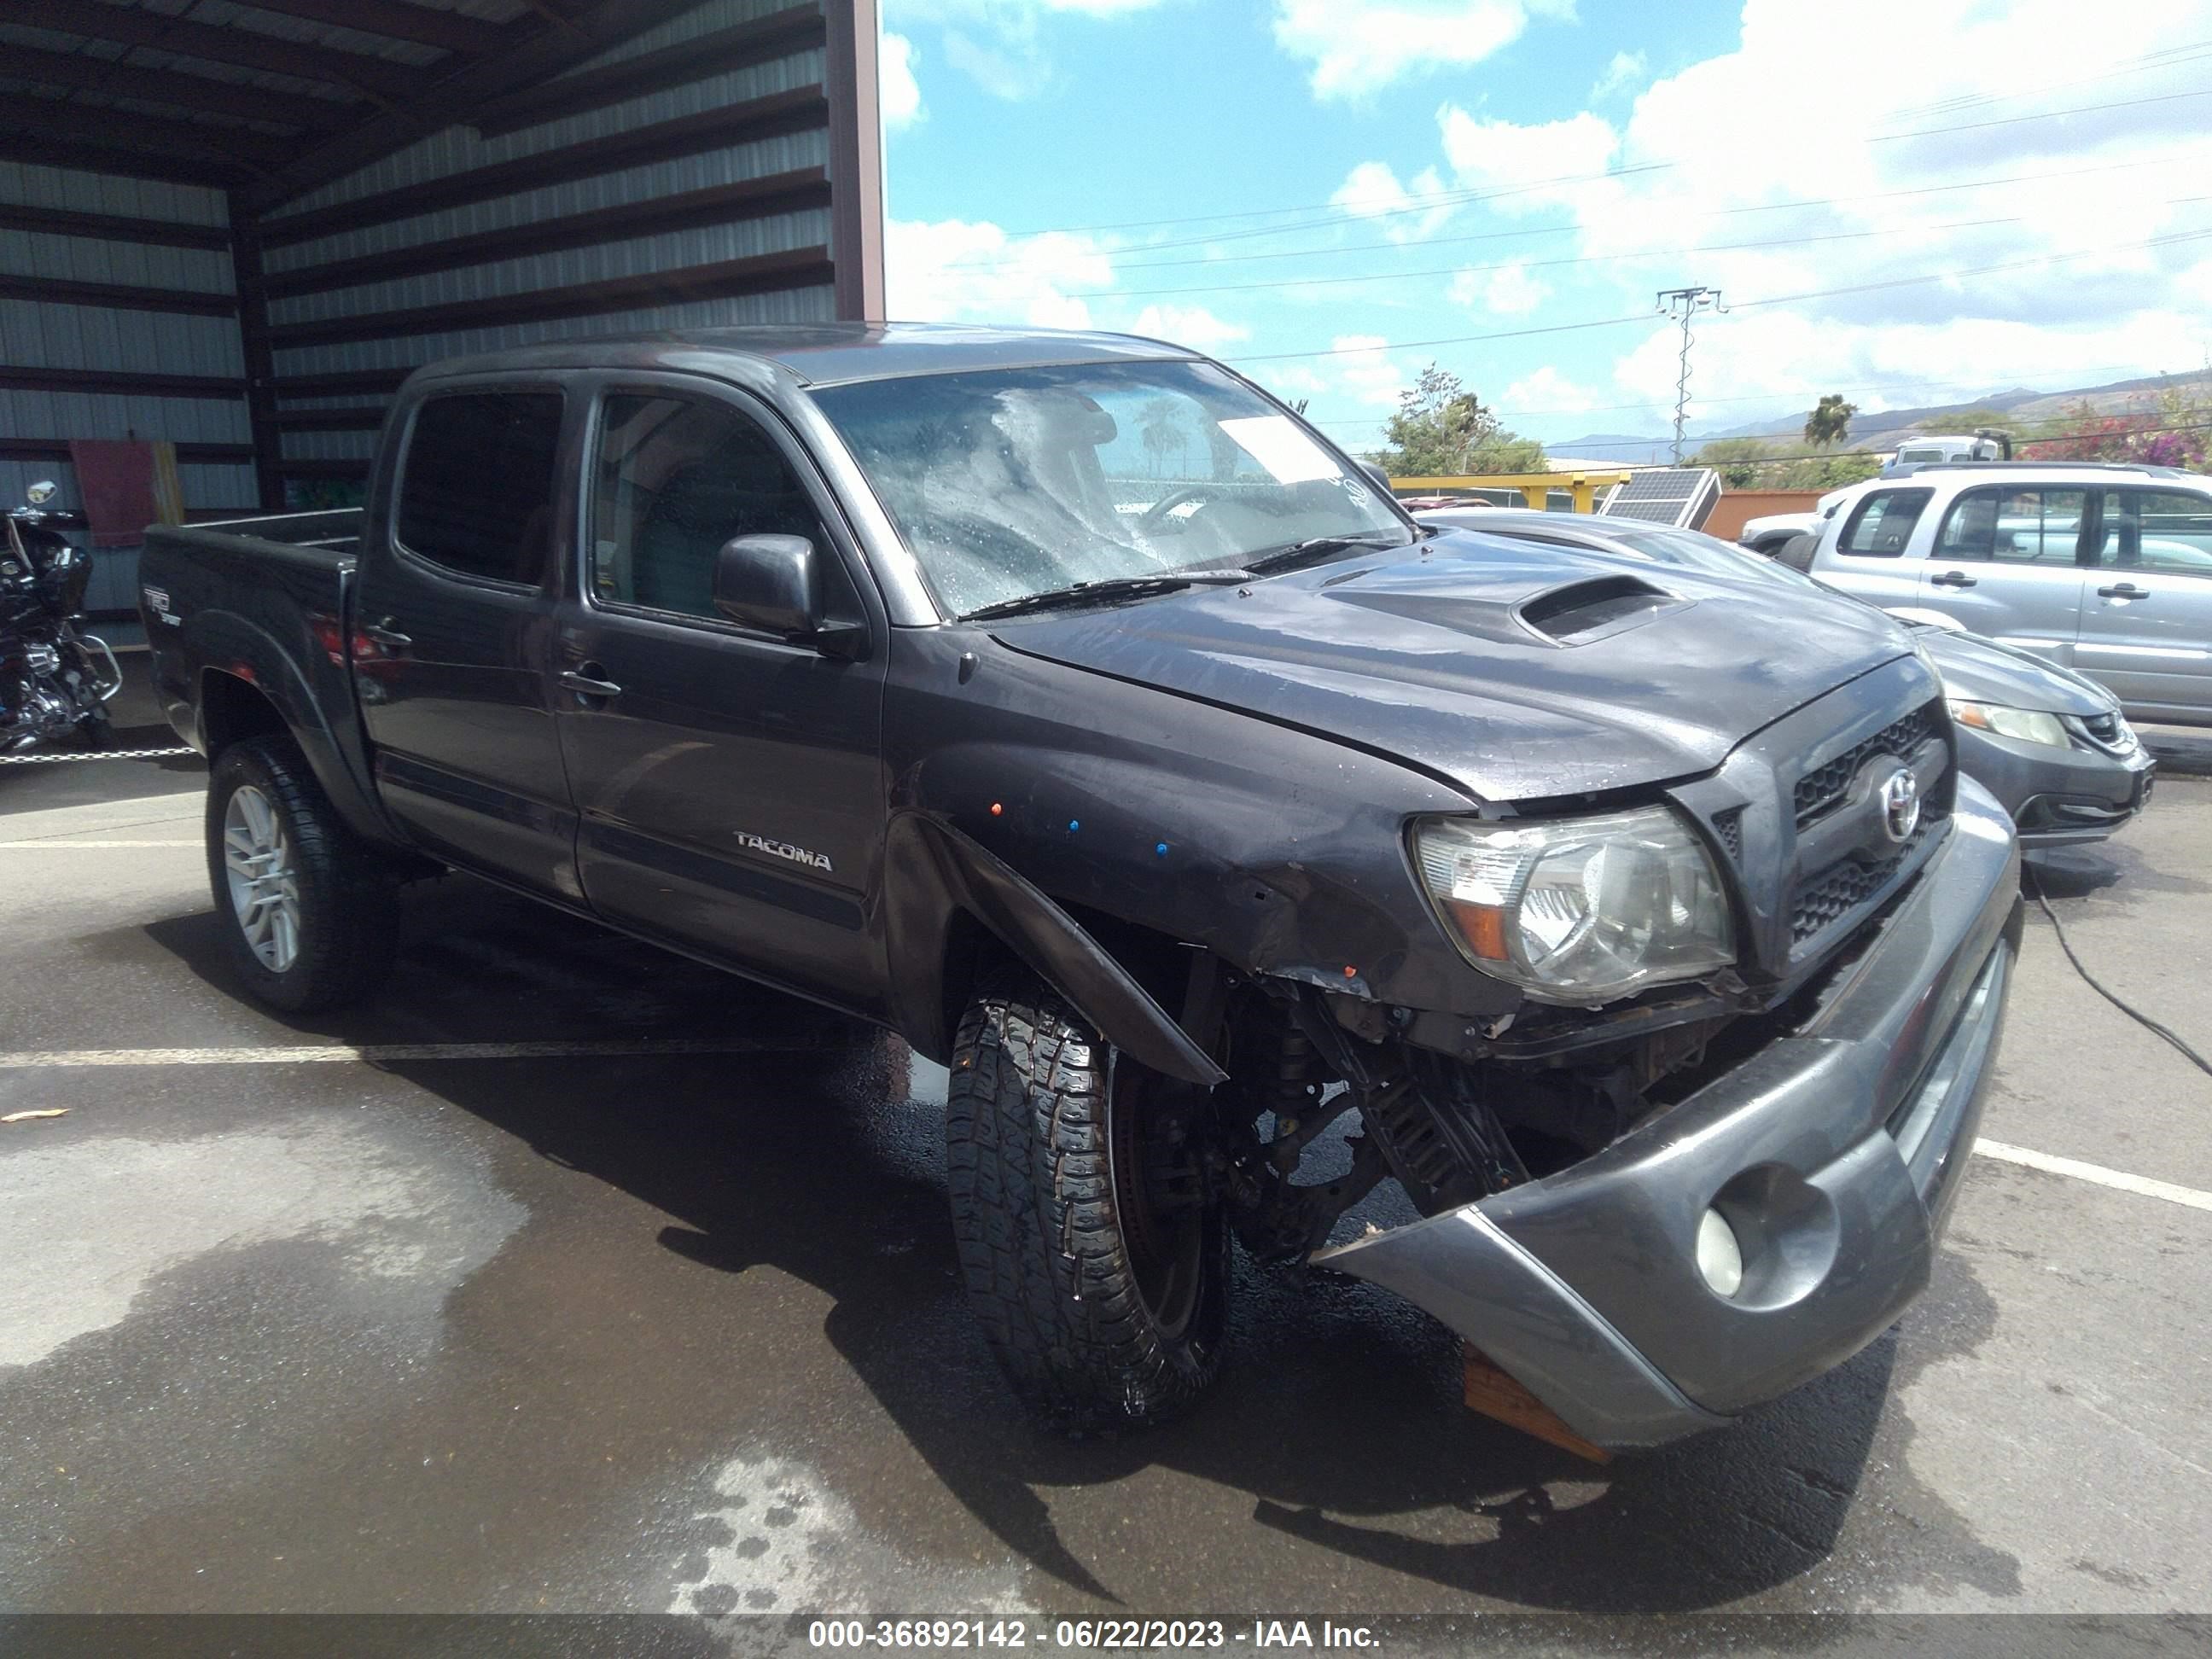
[[180, 609, 393, 847], [884, 810, 1225, 1086]]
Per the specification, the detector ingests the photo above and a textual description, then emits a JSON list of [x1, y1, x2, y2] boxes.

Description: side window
[[396, 392, 564, 585], [591, 394, 830, 622], [1935, 487, 2084, 565], [1837, 488, 1932, 556], [2095, 490, 2212, 577]]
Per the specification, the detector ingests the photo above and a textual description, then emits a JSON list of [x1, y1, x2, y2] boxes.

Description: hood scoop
[[1518, 573, 1680, 644], [1335, 571, 1683, 648]]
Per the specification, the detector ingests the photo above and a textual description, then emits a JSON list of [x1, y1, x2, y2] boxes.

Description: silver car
[[1417, 508, 2157, 848], [1803, 463, 2212, 728]]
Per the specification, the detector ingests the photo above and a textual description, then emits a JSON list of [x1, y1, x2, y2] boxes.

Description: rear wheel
[[946, 970, 1230, 1431], [207, 735, 398, 1012]]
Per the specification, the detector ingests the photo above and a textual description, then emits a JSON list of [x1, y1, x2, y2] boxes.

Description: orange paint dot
[[990, 801, 1004, 816], [1343, 965, 1359, 979]]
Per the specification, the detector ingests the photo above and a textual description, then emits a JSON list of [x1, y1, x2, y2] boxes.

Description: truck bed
[[139, 506, 387, 841]]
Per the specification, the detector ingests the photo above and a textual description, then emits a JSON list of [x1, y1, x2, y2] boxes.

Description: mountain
[[1543, 370, 2212, 465]]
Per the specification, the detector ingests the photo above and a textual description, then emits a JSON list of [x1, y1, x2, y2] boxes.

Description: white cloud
[[894, 0, 1170, 97], [887, 216, 1113, 329], [1402, 0, 2212, 423], [1272, 0, 1576, 102], [1330, 161, 1457, 242], [1590, 49, 1644, 100], [880, 32, 923, 131], [1451, 260, 1549, 314], [1504, 365, 1599, 415], [1126, 304, 1249, 348], [1332, 334, 1412, 409]]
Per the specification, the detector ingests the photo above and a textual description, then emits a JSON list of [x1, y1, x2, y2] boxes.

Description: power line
[[1222, 223, 2212, 364], [1087, 150, 2212, 276], [1082, 213, 2029, 300], [982, 85, 2212, 249], [1284, 358, 2186, 426]]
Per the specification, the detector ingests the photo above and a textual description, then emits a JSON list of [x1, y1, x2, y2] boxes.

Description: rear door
[[352, 385, 579, 896], [1915, 484, 2091, 664], [551, 378, 890, 1014], [2076, 486, 2212, 718]]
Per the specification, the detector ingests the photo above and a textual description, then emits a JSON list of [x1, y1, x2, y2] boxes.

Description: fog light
[[1696, 1207, 1744, 1298]]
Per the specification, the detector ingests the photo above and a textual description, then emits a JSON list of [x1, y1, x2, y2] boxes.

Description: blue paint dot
[[1068, 819, 1080, 832], [1155, 841, 1170, 857]]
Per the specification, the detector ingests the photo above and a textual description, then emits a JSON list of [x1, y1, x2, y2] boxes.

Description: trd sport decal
[[734, 831, 832, 873]]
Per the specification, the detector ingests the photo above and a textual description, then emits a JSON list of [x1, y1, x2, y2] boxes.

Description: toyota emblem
[[1878, 765, 1921, 842]]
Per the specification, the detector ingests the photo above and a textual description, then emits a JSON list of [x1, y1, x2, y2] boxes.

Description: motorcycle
[[2, 480, 123, 754]]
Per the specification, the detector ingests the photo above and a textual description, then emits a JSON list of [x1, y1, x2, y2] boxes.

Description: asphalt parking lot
[[3, 684, 2209, 1631]]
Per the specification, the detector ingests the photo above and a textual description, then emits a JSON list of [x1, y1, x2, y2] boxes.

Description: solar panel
[[1598, 467, 1721, 527]]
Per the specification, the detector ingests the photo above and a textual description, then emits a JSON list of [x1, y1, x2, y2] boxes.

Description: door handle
[[361, 622, 411, 649], [1929, 569, 1978, 589], [2097, 582, 2148, 599], [560, 666, 622, 701]]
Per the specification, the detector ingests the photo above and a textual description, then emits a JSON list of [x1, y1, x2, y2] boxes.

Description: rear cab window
[[1836, 488, 1933, 556], [396, 391, 566, 587]]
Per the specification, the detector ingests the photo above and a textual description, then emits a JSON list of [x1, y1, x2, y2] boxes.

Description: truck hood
[[989, 531, 1917, 803]]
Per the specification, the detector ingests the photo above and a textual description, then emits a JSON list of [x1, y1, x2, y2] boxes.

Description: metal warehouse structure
[[0, 0, 884, 623]]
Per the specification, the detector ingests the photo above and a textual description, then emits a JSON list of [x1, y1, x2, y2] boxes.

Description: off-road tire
[[207, 734, 398, 1013], [946, 970, 1231, 1431]]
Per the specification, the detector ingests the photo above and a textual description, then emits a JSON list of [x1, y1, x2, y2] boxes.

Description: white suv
[[1807, 463, 2212, 727]]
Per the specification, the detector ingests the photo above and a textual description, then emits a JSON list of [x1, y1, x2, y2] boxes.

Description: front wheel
[[946, 970, 1231, 1431], [207, 735, 398, 1012]]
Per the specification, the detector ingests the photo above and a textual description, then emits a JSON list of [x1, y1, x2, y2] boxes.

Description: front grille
[[1790, 819, 1938, 942], [1794, 702, 1938, 827], [2081, 711, 2120, 744]]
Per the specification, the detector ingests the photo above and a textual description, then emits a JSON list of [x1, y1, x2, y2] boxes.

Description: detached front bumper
[[1316, 780, 2023, 1448]]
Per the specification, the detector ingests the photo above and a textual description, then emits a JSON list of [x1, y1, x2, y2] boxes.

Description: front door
[[353, 387, 579, 897], [1916, 483, 2091, 665], [2077, 487, 2212, 719], [552, 382, 889, 1015]]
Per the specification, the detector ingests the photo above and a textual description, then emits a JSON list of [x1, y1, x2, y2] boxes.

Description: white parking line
[[1973, 1138, 2212, 1214], [0, 1039, 766, 1068], [0, 839, 200, 848]]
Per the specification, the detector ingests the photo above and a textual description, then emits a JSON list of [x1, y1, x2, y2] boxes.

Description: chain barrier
[[0, 747, 195, 765]]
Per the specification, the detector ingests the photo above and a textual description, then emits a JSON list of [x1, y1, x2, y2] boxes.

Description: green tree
[[1803, 393, 1857, 449], [1371, 364, 1545, 475]]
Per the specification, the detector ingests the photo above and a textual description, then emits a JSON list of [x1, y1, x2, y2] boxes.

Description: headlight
[[1412, 806, 1735, 1005], [1947, 699, 2067, 748]]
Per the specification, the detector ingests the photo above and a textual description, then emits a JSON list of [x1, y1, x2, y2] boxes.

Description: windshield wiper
[[961, 568, 1249, 622], [1242, 530, 1412, 575]]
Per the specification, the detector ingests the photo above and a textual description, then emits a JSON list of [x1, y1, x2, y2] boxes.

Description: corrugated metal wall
[[247, 0, 839, 502], [0, 161, 252, 620]]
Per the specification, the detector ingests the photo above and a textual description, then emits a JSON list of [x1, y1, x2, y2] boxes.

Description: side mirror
[[26, 480, 55, 506], [1359, 462, 1394, 495], [712, 533, 864, 657]]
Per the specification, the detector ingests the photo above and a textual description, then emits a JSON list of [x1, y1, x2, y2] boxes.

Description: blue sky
[[878, 0, 2212, 457]]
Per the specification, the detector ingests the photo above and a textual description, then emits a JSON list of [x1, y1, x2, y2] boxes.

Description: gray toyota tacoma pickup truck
[[139, 323, 2022, 1450]]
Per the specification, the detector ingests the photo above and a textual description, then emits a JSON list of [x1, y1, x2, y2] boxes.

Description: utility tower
[[1656, 286, 1724, 463]]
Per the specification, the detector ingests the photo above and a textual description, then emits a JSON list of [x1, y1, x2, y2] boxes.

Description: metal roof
[[0, 0, 707, 205]]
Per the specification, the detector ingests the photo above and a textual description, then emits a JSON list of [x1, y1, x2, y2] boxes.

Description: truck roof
[[406, 321, 1196, 392]]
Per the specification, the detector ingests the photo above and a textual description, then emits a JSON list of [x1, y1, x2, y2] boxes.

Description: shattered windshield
[[810, 359, 1408, 617]]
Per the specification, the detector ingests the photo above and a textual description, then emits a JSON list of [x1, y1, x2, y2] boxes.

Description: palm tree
[[1804, 394, 1857, 449], [1139, 399, 1185, 478]]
